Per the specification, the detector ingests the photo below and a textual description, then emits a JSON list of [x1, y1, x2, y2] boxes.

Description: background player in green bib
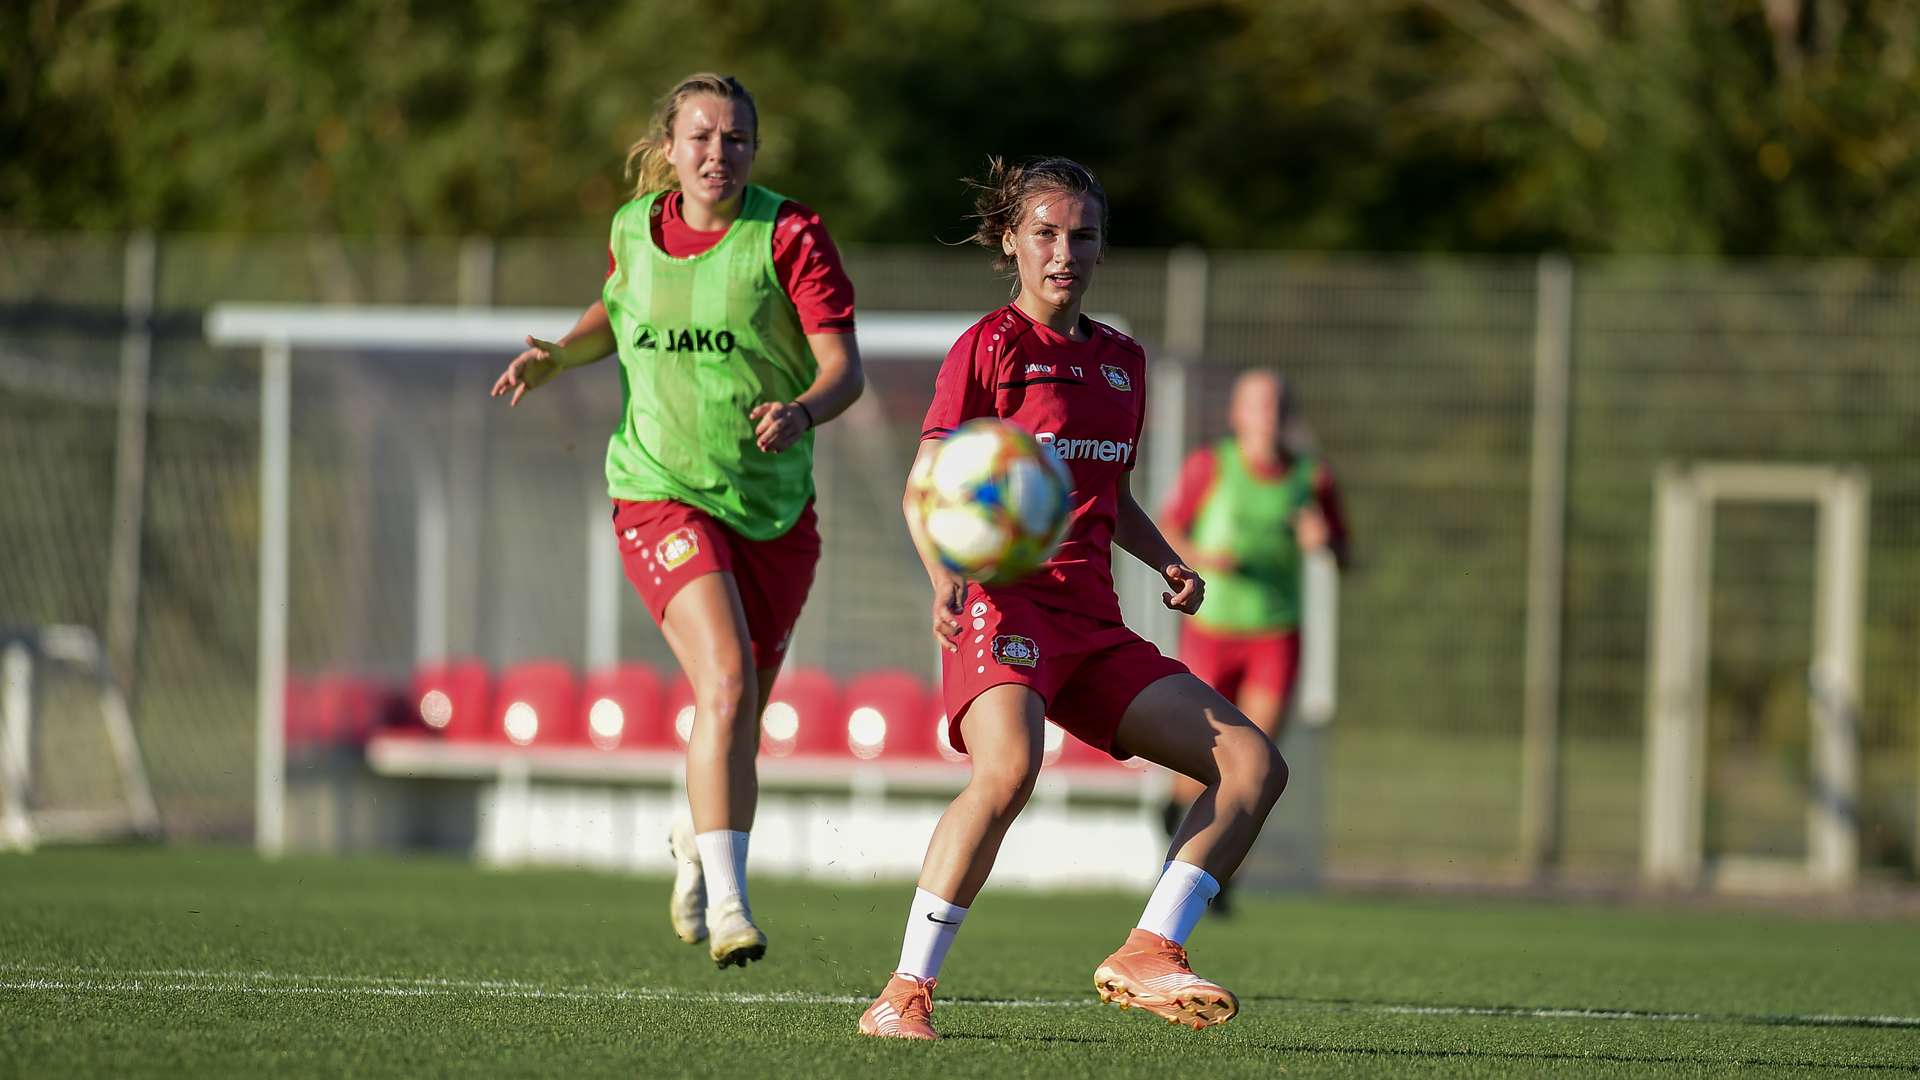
[[491, 73, 864, 969], [1159, 370, 1349, 909]]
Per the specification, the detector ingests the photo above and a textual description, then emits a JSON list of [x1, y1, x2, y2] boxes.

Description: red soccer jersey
[[921, 304, 1148, 624], [1161, 443, 1350, 563], [605, 191, 856, 334]]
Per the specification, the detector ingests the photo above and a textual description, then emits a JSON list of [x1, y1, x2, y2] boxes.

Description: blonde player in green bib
[[491, 73, 865, 969]]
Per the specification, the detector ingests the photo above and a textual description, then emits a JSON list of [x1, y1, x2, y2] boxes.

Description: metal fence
[[2, 231, 1916, 882]]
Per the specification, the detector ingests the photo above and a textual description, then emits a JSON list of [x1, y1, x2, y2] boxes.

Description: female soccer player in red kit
[[858, 158, 1287, 1040], [491, 73, 863, 968]]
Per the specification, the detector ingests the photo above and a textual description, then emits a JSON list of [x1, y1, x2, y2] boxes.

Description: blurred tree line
[[5, 0, 1919, 253]]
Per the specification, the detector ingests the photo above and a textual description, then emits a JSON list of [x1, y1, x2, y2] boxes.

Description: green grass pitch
[[3, 848, 1917, 1077]]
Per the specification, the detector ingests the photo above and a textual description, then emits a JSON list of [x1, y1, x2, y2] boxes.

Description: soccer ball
[[910, 418, 1073, 584]]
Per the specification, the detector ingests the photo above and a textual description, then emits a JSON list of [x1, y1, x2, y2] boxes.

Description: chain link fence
[[2, 232, 1916, 881]]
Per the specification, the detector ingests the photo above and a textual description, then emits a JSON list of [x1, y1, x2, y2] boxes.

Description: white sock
[[1134, 860, 1220, 945], [694, 829, 750, 916], [895, 887, 968, 982]]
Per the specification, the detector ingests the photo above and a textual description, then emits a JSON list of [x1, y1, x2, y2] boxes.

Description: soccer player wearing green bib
[[1160, 370, 1349, 910], [491, 73, 864, 969]]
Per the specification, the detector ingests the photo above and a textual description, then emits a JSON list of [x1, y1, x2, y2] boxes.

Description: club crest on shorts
[[655, 527, 699, 571], [991, 634, 1040, 668], [1100, 364, 1133, 392]]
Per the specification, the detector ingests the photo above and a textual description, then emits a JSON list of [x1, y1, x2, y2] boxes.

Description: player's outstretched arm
[[902, 439, 967, 653], [490, 301, 617, 407], [751, 331, 866, 453], [1115, 472, 1205, 615]]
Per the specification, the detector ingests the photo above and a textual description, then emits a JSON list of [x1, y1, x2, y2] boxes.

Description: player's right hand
[[491, 336, 562, 406], [929, 573, 967, 653]]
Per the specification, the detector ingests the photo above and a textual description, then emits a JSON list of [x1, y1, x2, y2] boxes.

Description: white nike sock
[[895, 887, 968, 982], [694, 829, 750, 916], [1134, 860, 1220, 945]]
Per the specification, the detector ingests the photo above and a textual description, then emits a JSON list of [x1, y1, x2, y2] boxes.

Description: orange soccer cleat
[[1093, 928, 1239, 1030], [857, 973, 939, 1041]]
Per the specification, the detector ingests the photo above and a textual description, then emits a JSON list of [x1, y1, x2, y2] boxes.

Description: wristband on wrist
[[794, 400, 816, 430]]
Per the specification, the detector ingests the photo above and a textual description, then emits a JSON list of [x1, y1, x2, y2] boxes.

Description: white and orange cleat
[[1093, 928, 1239, 1030], [857, 973, 939, 1041]]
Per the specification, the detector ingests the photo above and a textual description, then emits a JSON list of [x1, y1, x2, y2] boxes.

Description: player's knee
[[1256, 741, 1289, 809], [694, 666, 755, 734], [1219, 726, 1287, 807], [968, 756, 1040, 820]]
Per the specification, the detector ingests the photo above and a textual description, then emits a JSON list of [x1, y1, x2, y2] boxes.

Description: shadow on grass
[[1250, 1041, 1918, 1073], [1243, 995, 1920, 1033]]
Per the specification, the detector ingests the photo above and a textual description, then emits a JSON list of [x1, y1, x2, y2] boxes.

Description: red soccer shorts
[[1178, 623, 1301, 709], [612, 499, 820, 670], [942, 585, 1189, 760]]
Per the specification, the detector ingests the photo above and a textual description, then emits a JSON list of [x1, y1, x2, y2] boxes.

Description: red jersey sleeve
[[1313, 461, 1351, 565], [606, 246, 616, 281], [1161, 446, 1219, 537], [771, 201, 856, 334], [920, 325, 996, 440]]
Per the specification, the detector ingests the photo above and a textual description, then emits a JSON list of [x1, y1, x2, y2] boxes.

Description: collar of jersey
[[1006, 302, 1096, 347], [642, 188, 752, 265]]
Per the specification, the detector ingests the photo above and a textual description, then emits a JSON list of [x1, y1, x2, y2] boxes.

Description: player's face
[[669, 95, 756, 210], [1229, 373, 1287, 449], [1002, 192, 1103, 317]]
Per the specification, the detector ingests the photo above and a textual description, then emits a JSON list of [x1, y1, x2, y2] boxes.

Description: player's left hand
[[750, 401, 811, 453], [1161, 562, 1204, 615]]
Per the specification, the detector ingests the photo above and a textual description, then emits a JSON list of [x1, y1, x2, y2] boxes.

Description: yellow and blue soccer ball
[[911, 418, 1073, 584]]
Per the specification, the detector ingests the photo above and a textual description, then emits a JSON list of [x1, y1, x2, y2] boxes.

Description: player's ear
[[1001, 230, 1016, 259]]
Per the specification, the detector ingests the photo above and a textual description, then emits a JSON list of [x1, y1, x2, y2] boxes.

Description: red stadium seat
[[407, 660, 492, 741], [578, 663, 666, 751], [766, 667, 842, 759], [1039, 718, 1068, 767], [841, 670, 939, 761], [1059, 726, 1131, 769], [306, 674, 402, 745], [283, 674, 319, 748], [492, 660, 581, 747], [665, 677, 697, 750], [933, 712, 969, 763]]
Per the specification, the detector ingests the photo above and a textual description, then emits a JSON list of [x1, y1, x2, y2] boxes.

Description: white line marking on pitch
[[3, 963, 1918, 1030]]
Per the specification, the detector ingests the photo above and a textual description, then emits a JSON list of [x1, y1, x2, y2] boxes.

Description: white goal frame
[[1, 624, 162, 850], [1642, 462, 1869, 890], [204, 304, 1166, 857]]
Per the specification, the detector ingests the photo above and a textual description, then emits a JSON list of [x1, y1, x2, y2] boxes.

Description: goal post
[[0, 624, 162, 850], [1642, 462, 1868, 890], [204, 304, 1141, 857]]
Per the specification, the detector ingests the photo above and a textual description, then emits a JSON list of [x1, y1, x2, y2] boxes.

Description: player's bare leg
[[660, 571, 767, 968], [917, 684, 1046, 905], [859, 684, 1045, 1040], [1097, 673, 1287, 1028], [1166, 681, 1285, 914]]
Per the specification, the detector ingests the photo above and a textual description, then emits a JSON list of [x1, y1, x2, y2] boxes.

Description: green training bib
[[600, 184, 817, 540], [1189, 440, 1318, 633]]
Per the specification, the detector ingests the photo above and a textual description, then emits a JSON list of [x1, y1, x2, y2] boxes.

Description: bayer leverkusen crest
[[991, 634, 1040, 668], [1100, 364, 1133, 392], [655, 527, 699, 571]]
